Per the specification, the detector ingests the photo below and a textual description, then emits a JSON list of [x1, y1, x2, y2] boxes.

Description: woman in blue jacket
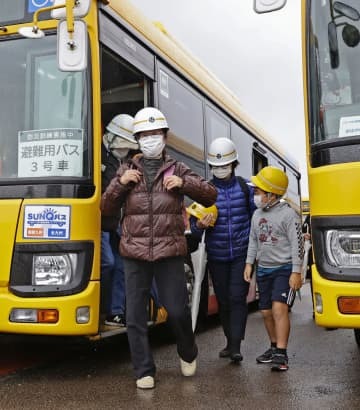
[[190, 137, 256, 363]]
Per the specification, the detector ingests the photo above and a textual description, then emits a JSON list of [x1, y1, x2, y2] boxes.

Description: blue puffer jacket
[[191, 175, 256, 262]]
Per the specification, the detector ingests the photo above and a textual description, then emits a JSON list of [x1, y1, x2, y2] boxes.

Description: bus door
[[99, 10, 155, 122], [98, 11, 168, 333]]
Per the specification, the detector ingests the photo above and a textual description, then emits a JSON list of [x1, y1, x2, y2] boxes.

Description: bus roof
[[104, 0, 299, 173]]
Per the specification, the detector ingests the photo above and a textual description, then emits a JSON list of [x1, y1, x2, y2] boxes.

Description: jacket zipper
[[225, 187, 233, 259], [149, 187, 154, 260]]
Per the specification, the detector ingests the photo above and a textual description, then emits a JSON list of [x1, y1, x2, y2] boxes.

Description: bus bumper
[[312, 268, 360, 328], [0, 282, 100, 336]]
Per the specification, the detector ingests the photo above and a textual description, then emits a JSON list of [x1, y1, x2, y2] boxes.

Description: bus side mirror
[[52, 0, 91, 19], [58, 19, 88, 72], [333, 1, 360, 21], [328, 21, 339, 69], [342, 24, 360, 48], [253, 0, 287, 14]]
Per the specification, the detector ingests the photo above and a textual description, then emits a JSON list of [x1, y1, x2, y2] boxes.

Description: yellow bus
[[301, 197, 310, 231], [0, 0, 301, 339], [301, 197, 310, 217], [257, 0, 360, 345]]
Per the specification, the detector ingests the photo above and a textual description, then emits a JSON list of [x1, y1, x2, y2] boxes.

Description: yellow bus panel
[[309, 163, 360, 217], [0, 200, 22, 286], [0, 282, 100, 336], [312, 267, 360, 328]]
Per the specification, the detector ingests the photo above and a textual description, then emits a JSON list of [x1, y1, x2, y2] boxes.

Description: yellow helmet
[[251, 166, 288, 196], [186, 202, 218, 227]]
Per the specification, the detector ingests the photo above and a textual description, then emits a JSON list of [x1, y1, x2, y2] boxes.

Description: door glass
[[309, 0, 360, 143], [0, 35, 90, 180]]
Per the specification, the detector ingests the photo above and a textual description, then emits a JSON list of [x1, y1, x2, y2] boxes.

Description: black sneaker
[[271, 353, 289, 371], [256, 347, 276, 364], [219, 347, 230, 358], [230, 352, 243, 363], [105, 314, 126, 327]]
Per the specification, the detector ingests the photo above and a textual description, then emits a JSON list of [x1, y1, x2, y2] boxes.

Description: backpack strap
[[163, 163, 188, 227], [236, 175, 251, 216]]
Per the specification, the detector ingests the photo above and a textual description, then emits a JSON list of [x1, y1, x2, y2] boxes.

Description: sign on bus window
[[28, 0, 54, 13], [18, 128, 84, 178], [339, 115, 360, 138]]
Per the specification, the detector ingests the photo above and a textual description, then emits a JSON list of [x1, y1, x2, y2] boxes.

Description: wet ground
[[0, 282, 359, 409]]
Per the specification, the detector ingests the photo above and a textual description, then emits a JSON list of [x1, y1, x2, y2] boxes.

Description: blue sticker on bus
[[28, 0, 54, 14], [48, 228, 67, 238]]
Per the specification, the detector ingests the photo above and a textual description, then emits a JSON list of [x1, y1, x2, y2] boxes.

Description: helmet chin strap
[[263, 193, 280, 211], [108, 133, 117, 149]]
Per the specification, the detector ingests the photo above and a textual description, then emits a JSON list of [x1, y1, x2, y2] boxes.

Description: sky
[[130, 0, 308, 196]]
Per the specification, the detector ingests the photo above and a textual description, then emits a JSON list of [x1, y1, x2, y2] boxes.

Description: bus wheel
[[355, 329, 360, 347]]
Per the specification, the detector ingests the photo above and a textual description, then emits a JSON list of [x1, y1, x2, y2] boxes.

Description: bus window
[[205, 104, 230, 143], [157, 64, 205, 176], [309, 0, 360, 151], [286, 170, 301, 211], [302, 198, 310, 216], [0, 0, 52, 26], [0, 35, 90, 180], [231, 121, 254, 177], [252, 145, 268, 174], [204, 105, 231, 177], [30, 56, 83, 131]]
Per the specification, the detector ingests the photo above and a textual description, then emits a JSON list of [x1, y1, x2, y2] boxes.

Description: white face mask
[[212, 165, 232, 179], [139, 134, 165, 158], [111, 148, 129, 161], [254, 194, 264, 208], [254, 193, 276, 210]]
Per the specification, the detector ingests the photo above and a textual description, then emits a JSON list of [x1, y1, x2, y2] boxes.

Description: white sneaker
[[136, 376, 155, 389], [180, 358, 197, 377]]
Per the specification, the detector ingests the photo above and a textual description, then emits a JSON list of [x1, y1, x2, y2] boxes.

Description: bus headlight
[[32, 254, 77, 286], [11, 241, 93, 297], [326, 230, 360, 267]]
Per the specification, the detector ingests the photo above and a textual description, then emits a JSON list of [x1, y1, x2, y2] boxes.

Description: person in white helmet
[[101, 107, 217, 389], [101, 114, 138, 327], [190, 137, 256, 364]]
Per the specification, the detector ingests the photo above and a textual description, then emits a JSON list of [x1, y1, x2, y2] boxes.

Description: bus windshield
[[0, 0, 52, 26], [309, 0, 360, 145], [0, 35, 90, 181]]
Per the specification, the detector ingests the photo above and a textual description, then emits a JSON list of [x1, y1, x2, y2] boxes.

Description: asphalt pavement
[[0, 282, 359, 410]]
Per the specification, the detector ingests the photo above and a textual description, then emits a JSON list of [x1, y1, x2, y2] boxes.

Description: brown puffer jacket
[[101, 154, 217, 261]]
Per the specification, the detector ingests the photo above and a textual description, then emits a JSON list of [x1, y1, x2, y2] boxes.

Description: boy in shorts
[[243, 166, 303, 371]]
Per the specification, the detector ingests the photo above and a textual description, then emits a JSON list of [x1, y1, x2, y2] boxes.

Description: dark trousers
[[123, 256, 198, 379], [100, 231, 125, 316], [208, 257, 249, 353]]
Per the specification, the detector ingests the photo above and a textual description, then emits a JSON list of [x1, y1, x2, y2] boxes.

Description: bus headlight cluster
[[326, 230, 360, 268], [32, 254, 77, 286]]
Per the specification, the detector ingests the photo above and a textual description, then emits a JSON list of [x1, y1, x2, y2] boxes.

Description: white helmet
[[106, 114, 136, 144], [207, 137, 238, 166], [133, 107, 168, 135]]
